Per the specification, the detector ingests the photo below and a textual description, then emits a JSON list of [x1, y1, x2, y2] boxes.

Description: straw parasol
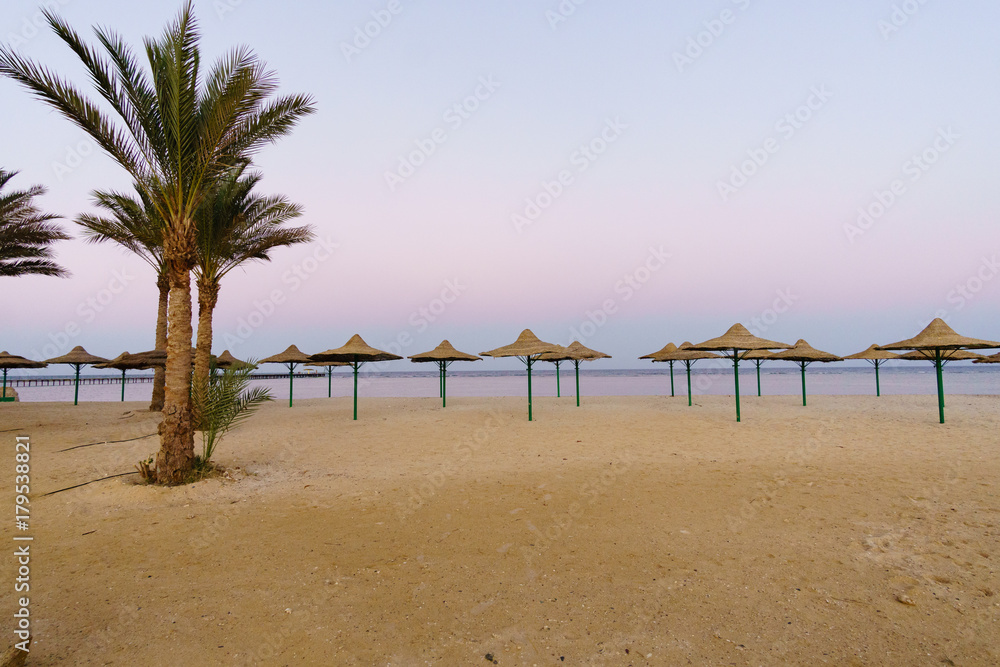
[[540, 341, 610, 407], [843, 345, 900, 397], [214, 350, 253, 370], [973, 351, 1000, 364], [741, 349, 773, 398], [687, 324, 793, 422], [44, 346, 109, 405], [0, 352, 46, 402], [879, 318, 1000, 423], [310, 335, 403, 420], [122, 349, 206, 368], [659, 342, 720, 407], [768, 339, 842, 407], [306, 361, 350, 399], [94, 351, 157, 402], [639, 343, 679, 397], [409, 340, 481, 407], [481, 329, 560, 421], [260, 345, 312, 408]]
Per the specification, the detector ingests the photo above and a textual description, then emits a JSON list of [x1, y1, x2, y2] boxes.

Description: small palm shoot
[[193, 360, 271, 473]]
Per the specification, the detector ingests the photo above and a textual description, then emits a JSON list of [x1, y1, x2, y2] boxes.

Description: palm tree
[[0, 169, 70, 277], [193, 166, 313, 397], [76, 189, 169, 411], [0, 3, 315, 483]]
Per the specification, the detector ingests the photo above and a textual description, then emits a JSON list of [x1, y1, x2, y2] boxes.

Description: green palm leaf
[[0, 169, 70, 277]]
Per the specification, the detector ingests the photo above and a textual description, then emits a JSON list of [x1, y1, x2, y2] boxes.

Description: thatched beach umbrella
[[306, 361, 350, 398], [660, 342, 720, 407], [129, 349, 167, 367], [310, 335, 403, 420], [741, 349, 773, 397], [44, 346, 109, 405], [879, 318, 1000, 423], [843, 345, 900, 397], [215, 350, 253, 370], [973, 352, 1000, 364], [768, 339, 841, 407], [688, 324, 792, 422], [260, 345, 312, 408], [409, 340, 481, 407], [540, 341, 610, 407], [126, 348, 205, 368], [0, 352, 46, 402], [639, 342, 679, 396], [94, 351, 156, 402], [481, 329, 560, 421]]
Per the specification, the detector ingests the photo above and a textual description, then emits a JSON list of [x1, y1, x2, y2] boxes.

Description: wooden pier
[[9, 372, 320, 387]]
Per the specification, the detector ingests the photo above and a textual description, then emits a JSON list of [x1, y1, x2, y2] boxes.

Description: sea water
[[8, 364, 997, 403]]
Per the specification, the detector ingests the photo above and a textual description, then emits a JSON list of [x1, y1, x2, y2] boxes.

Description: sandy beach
[[3, 394, 999, 665]]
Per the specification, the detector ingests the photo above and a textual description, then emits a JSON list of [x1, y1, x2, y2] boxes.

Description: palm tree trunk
[[194, 278, 219, 390], [156, 261, 195, 483], [149, 273, 169, 411], [193, 276, 219, 425]]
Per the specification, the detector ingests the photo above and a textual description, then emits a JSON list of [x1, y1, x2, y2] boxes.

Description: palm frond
[[0, 170, 69, 277], [76, 186, 165, 272], [194, 359, 271, 462]]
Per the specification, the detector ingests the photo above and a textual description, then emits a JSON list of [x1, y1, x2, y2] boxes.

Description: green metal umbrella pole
[[72, 363, 82, 405], [526, 356, 535, 421], [307, 361, 346, 399], [684, 360, 693, 407], [287, 363, 296, 407], [875, 360, 881, 397], [934, 352, 945, 424], [555, 360, 562, 398], [668, 360, 675, 397], [440, 360, 452, 408], [799, 362, 808, 406], [352, 360, 360, 420], [740, 351, 772, 397], [732, 353, 742, 422], [573, 360, 581, 407]]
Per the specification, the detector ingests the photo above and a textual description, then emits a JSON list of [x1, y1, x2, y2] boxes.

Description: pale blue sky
[[3, 0, 999, 369]]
